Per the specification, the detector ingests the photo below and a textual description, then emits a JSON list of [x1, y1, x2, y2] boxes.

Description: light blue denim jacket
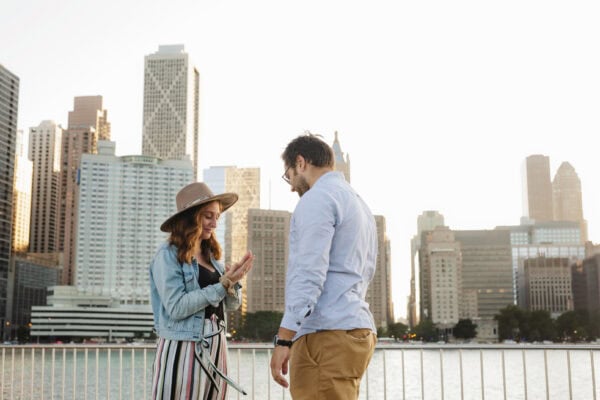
[[149, 242, 242, 341]]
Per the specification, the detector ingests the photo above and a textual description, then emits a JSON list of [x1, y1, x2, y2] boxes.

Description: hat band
[[182, 196, 210, 210]]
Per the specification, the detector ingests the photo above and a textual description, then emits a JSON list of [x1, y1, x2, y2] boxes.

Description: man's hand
[[270, 345, 291, 388]]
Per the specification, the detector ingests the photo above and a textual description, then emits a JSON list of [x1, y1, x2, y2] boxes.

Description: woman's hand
[[224, 251, 254, 285]]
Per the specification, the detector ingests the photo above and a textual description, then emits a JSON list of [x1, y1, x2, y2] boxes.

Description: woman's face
[[199, 201, 221, 240]]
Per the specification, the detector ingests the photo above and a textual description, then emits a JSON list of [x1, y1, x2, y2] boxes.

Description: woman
[[149, 182, 253, 400]]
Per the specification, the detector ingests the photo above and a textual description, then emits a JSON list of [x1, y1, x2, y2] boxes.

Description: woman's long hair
[[168, 201, 223, 265]]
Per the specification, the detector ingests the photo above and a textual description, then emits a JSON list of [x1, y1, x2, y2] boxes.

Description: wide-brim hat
[[160, 182, 238, 232]]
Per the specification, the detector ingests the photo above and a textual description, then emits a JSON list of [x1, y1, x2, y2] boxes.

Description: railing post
[[459, 349, 464, 400], [30, 348, 35, 399], [440, 349, 444, 400], [567, 350, 572, 400], [501, 349, 506, 400], [73, 348, 77, 400], [591, 350, 597, 400], [383, 349, 387, 400], [522, 349, 528, 400], [544, 349, 549, 400], [480, 349, 485, 400], [401, 349, 405, 400], [420, 348, 424, 400], [84, 348, 88, 400], [10, 347, 14, 400]]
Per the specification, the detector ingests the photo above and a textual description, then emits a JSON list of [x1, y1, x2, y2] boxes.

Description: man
[[270, 133, 378, 399]]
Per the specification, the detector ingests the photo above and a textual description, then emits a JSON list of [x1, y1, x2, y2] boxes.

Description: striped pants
[[151, 316, 228, 400]]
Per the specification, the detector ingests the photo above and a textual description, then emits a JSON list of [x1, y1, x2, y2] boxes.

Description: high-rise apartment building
[[28, 121, 63, 253], [60, 96, 110, 285], [332, 131, 350, 183], [523, 155, 554, 222], [142, 45, 200, 179], [11, 129, 31, 253], [552, 161, 588, 241], [246, 209, 290, 313], [523, 256, 573, 315], [409, 211, 445, 327], [0, 64, 19, 337], [366, 215, 393, 328], [419, 226, 462, 327], [75, 141, 193, 304]]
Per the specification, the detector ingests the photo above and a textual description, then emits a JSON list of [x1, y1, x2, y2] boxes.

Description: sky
[[2, 0, 600, 320]]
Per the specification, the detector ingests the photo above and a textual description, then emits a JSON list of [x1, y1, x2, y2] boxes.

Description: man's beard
[[295, 176, 310, 197]]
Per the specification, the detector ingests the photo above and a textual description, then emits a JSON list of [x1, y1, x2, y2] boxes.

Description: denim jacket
[[149, 242, 242, 341]]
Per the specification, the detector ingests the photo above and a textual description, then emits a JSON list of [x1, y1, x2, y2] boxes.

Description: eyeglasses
[[282, 166, 292, 184]]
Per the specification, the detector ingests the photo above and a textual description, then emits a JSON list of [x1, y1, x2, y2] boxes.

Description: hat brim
[[160, 192, 238, 232]]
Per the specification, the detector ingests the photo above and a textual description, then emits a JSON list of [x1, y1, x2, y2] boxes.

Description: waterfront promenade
[[1, 342, 598, 399]]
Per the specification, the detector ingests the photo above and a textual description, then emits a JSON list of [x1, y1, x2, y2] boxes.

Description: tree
[[388, 322, 408, 341], [528, 310, 555, 342], [240, 311, 283, 341], [556, 310, 587, 342], [412, 319, 438, 342], [453, 319, 477, 340], [495, 305, 528, 341]]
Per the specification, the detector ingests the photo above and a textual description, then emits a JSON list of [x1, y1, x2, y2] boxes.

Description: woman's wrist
[[219, 275, 236, 296]]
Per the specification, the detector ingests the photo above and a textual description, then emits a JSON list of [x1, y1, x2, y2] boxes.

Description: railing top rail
[[3, 342, 600, 351]]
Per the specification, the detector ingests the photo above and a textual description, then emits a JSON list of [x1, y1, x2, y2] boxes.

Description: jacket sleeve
[[223, 282, 242, 311], [150, 247, 227, 321]]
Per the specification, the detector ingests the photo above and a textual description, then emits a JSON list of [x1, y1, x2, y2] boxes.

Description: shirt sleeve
[[150, 247, 227, 321], [280, 191, 336, 330]]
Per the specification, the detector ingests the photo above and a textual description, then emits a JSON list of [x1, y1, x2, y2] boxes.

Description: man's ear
[[295, 155, 306, 170]]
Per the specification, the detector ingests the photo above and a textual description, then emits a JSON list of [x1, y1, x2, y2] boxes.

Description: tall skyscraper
[[0, 64, 19, 337], [409, 211, 445, 327], [203, 166, 260, 331], [75, 141, 193, 304], [28, 121, 63, 253], [246, 209, 290, 313], [523, 155, 554, 222], [366, 215, 393, 328], [11, 129, 32, 253], [142, 45, 200, 179], [552, 161, 587, 241], [60, 96, 110, 285], [332, 131, 350, 182]]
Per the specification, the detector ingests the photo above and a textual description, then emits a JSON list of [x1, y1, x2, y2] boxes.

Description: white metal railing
[[0, 343, 599, 399]]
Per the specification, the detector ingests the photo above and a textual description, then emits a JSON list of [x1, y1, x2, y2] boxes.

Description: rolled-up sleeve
[[150, 247, 227, 320], [280, 192, 335, 330]]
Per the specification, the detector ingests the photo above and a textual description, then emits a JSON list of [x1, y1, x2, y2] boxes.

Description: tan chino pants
[[289, 329, 376, 400]]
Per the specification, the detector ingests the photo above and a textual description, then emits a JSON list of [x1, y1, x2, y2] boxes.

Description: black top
[[197, 262, 225, 321]]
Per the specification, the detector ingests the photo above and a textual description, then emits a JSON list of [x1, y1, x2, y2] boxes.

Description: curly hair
[[281, 131, 335, 169], [168, 201, 223, 265]]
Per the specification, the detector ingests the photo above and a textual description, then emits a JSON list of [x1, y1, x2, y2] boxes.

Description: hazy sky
[[2, 0, 599, 319]]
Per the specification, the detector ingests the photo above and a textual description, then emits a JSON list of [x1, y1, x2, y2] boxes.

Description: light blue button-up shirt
[[280, 171, 378, 339]]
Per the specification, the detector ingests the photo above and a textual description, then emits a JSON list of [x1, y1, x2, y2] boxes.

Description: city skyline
[[2, 0, 600, 318]]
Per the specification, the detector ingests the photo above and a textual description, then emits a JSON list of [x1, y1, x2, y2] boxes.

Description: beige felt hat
[[160, 182, 238, 232]]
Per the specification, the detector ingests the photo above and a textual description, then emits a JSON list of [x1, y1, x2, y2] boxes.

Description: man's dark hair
[[281, 132, 335, 169]]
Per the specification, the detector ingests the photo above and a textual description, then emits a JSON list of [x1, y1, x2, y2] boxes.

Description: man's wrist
[[273, 334, 293, 348]]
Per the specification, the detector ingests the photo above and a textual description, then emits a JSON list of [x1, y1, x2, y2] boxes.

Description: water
[[1, 345, 598, 399]]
